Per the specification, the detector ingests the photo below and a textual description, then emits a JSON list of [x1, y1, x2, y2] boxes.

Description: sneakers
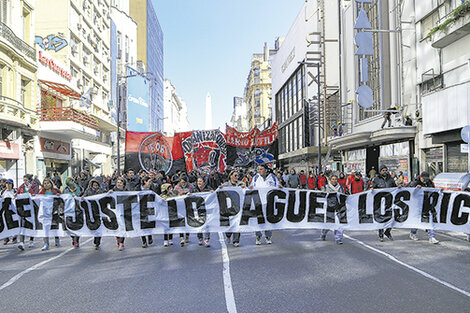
[[321, 234, 326, 241], [74, 242, 79, 248], [163, 240, 169, 247], [204, 239, 210, 248], [142, 242, 148, 248], [336, 239, 343, 245], [148, 237, 153, 245], [18, 242, 25, 251], [233, 242, 239, 247], [28, 241, 34, 248], [385, 233, 393, 241], [169, 239, 173, 246], [198, 238, 203, 246], [94, 244, 100, 250], [379, 236, 384, 242], [180, 237, 185, 247], [41, 244, 49, 251], [118, 243, 124, 251], [255, 236, 262, 245], [429, 237, 439, 244], [265, 237, 272, 245], [185, 236, 189, 244], [55, 238, 60, 247], [409, 233, 418, 241]]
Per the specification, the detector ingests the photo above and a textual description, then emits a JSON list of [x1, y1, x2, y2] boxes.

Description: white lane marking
[[0, 238, 93, 291], [344, 234, 470, 298], [218, 232, 237, 313]]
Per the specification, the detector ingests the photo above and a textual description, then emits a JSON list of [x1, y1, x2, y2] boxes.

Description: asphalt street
[[1, 229, 469, 313]]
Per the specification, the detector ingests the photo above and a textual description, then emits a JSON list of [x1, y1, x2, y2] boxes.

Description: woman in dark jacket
[[82, 178, 105, 249], [109, 177, 128, 250]]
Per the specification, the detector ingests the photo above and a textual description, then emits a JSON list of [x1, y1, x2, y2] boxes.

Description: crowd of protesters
[[1, 164, 467, 251]]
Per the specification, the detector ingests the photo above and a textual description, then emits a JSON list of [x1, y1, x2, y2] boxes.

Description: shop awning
[[39, 80, 81, 100]]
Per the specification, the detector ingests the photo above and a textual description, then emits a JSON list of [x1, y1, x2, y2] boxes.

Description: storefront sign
[[40, 138, 70, 155], [38, 50, 72, 81], [0, 141, 19, 159]]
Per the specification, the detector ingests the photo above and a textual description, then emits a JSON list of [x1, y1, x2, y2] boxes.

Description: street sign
[[461, 144, 468, 153], [461, 125, 470, 143]]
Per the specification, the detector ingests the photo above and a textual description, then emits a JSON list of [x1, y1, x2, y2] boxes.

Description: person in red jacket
[[338, 172, 348, 193], [316, 172, 327, 190], [307, 171, 316, 189], [299, 170, 307, 189], [348, 171, 364, 194]]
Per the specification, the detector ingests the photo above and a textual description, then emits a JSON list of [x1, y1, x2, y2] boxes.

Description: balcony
[[37, 107, 99, 140], [430, 2, 470, 48], [0, 96, 38, 128], [0, 22, 36, 63]]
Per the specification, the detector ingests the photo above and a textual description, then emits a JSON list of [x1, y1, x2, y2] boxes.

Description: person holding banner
[[161, 183, 176, 247], [39, 178, 61, 251], [175, 176, 193, 246], [63, 177, 82, 248], [408, 172, 439, 244], [193, 176, 213, 247], [221, 170, 246, 247], [250, 164, 281, 245], [136, 176, 154, 248], [371, 165, 396, 242], [82, 178, 105, 250], [16, 174, 39, 250], [320, 174, 345, 244], [2, 179, 17, 245], [108, 177, 128, 251]]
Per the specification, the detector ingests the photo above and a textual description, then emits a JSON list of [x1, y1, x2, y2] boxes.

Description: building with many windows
[[163, 79, 189, 136], [244, 42, 281, 131], [0, 0, 38, 185], [35, 0, 115, 178], [230, 96, 249, 132], [130, 0, 163, 132]]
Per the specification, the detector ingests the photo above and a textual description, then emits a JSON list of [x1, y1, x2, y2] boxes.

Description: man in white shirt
[[250, 164, 281, 245]]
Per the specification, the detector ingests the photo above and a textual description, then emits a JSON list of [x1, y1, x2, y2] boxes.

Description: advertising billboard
[[126, 68, 150, 132]]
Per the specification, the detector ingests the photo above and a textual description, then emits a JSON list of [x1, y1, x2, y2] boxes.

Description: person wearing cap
[[408, 171, 439, 244], [371, 165, 396, 241], [381, 106, 398, 129], [250, 164, 281, 245], [2, 179, 17, 245]]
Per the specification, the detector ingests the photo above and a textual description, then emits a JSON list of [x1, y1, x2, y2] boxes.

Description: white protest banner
[[0, 187, 469, 239]]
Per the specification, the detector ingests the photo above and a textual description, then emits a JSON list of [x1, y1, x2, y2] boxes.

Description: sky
[[152, 0, 305, 131]]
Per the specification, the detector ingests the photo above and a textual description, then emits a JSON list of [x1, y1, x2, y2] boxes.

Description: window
[[117, 31, 122, 59], [0, 0, 8, 24], [125, 35, 129, 62], [21, 79, 27, 105]]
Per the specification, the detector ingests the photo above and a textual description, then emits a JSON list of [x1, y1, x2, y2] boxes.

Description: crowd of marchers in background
[[1, 164, 469, 251]]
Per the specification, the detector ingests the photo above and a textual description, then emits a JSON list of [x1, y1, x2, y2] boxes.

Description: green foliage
[[425, 0, 470, 40]]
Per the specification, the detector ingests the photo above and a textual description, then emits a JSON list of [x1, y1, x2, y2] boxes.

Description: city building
[[163, 79, 189, 136], [35, 0, 115, 178], [0, 0, 38, 185], [272, 0, 339, 171], [230, 96, 249, 132], [244, 42, 280, 131], [415, 0, 470, 175], [110, 0, 137, 170], [130, 0, 164, 132]]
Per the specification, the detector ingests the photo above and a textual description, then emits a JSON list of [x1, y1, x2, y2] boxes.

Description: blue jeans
[[321, 229, 343, 241], [411, 228, 435, 238], [255, 230, 272, 238]]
